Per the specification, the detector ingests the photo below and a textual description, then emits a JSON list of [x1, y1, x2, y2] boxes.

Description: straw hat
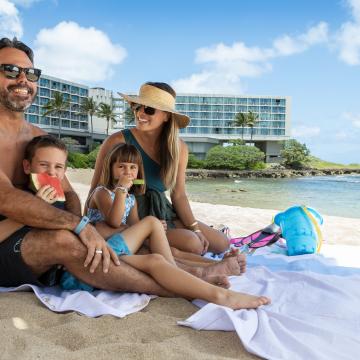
[[118, 83, 190, 129]]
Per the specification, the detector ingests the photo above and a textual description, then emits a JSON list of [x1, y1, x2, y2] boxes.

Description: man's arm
[[62, 176, 82, 217], [0, 170, 79, 230], [0, 170, 120, 272]]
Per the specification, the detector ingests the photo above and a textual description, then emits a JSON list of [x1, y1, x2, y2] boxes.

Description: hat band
[[139, 84, 176, 110]]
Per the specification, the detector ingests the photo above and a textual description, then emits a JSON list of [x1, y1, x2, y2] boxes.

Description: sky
[[1, 0, 360, 164]]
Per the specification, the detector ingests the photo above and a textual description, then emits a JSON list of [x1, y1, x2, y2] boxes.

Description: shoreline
[[68, 173, 360, 247], [186, 168, 360, 179]]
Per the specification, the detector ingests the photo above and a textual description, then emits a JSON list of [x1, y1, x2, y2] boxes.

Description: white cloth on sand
[[0, 284, 153, 318], [179, 252, 360, 360]]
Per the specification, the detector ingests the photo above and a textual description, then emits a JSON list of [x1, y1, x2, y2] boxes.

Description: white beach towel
[[0, 284, 153, 318], [179, 252, 360, 360]]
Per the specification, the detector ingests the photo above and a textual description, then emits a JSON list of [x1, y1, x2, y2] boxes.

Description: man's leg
[[20, 229, 171, 296]]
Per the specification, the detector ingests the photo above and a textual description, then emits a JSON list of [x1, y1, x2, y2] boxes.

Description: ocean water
[[186, 175, 360, 219]]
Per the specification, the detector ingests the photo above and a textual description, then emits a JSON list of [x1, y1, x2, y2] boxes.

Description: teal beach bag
[[274, 205, 323, 256]]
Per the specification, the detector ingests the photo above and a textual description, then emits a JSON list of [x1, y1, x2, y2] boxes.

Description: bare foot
[[217, 290, 271, 310], [203, 275, 230, 289], [202, 254, 246, 277]]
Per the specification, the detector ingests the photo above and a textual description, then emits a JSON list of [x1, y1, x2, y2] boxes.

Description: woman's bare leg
[[167, 220, 229, 255], [121, 254, 270, 310]]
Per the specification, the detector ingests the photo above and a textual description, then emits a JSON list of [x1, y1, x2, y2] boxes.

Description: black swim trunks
[[0, 226, 63, 287]]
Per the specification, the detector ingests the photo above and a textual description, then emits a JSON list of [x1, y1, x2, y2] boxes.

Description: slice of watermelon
[[30, 173, 66, 202], [133, 179, 145, 185]]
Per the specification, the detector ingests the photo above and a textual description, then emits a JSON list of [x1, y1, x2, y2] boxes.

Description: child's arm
[[93, 188, 127, 228], [126, 200, 140, 226], [0, 219, 24, 243]]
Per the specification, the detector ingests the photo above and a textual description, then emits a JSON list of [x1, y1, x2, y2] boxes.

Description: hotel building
[[25, 75, 290, 161]]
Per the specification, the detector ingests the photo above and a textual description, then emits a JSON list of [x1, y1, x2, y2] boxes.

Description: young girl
[[62, 144, 270, 309]]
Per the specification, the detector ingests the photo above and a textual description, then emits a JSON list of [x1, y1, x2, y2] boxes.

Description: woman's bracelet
[[114, 186, 128, 194], [187, 220, 198, 230]]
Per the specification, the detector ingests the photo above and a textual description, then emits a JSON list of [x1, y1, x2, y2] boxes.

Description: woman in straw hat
[[90, 82, 231, 256]]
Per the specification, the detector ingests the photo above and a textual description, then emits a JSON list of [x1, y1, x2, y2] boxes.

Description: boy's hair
[[24, 135, 68, 162], [0, 37, 34, 63], [99, 143, 145, 195]]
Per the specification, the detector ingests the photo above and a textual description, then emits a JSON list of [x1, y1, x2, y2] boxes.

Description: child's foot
[[218, 290, 271, 310], [203, 275, 230, 289]]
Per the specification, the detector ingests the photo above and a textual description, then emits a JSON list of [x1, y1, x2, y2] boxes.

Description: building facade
[[25, 74, 290, 161], [24, 76, 122, 149], [25, 74, 90, 145], [122, 93, 291, 161]]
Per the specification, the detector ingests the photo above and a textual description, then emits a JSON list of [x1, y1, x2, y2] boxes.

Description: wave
[[298, 176, 360, 184]]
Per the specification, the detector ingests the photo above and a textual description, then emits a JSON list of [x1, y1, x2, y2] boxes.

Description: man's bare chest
[[0, 136, 31, 186]]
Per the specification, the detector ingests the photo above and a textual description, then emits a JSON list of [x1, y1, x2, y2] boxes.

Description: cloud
[[11, 0, 41, 7], [336, 0, 360, 65], [34, 21, 127, 83], [173, 22, 328, 93], [0, 0, 23, 38], [273, 22, 329, 56], [343, 111, 360, 127], [292, 125, 321, 138]]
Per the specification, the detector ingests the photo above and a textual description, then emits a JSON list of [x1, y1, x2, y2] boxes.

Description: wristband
[[114, 186, 128, 194], [74, 216, 90, 235]]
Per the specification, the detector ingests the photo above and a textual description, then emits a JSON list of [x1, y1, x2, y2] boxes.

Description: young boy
[[0, 135, 68, 242]]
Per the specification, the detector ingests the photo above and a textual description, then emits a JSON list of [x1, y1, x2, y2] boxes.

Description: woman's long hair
[[145, 82, 180, 191], [98, 143, 145, 195]]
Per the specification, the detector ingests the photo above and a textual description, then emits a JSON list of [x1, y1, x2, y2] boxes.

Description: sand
[[1, 168, 359, 360]]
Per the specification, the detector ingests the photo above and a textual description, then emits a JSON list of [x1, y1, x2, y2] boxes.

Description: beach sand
[[2, 168, 359, 360]]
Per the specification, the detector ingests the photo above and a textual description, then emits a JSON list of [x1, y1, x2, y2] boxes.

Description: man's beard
[[0, 85, 36, 112]]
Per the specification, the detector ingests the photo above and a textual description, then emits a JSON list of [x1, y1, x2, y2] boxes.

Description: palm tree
[[79, 97, 98, 150], [246, 111, 259, 141], [124, 106, 135, 126], [97, 103, 117, 136], [233, 112, 248, 139], [43, 92, 70, 138]]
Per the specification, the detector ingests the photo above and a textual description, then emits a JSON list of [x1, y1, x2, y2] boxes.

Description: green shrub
[[187, 153, 205, 169], [67, 152, 90, 168], [204, 145, 265, 170], [87, 146, 100, 168], [281, 139, 310, 169]]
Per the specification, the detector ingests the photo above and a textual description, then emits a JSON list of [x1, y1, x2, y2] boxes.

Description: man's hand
[[78, 224, 120, 273], [36, 185, 58, 204], [196, 231, 209, 255]]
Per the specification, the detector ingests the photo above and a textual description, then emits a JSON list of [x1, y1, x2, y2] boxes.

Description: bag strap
[[301, 206, 323, 253]]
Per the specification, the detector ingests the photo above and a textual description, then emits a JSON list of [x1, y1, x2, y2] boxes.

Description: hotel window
[[39, 78, 50, 87], [236, 98, 248, 105], [236, 105, 247, 112], [260, 98, 271, 105], [248, 106, 259, 112], [211, 97, 223, 104], [224, 105, 234, 112], [224, 97, 235, 104], [40, 117, 50, 125], [248, 98, 259, 105]]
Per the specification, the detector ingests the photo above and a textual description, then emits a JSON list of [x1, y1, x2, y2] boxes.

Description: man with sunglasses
[[0, 37, 171, 296]]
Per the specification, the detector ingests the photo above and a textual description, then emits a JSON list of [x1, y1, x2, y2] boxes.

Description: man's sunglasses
[[131, 103, 156, 116], [0, 64, 41, 82]]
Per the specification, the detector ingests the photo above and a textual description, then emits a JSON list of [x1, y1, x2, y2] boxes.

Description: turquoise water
[[186, 175, 360, 219]]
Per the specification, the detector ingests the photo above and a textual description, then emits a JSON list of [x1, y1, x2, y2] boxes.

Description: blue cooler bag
[[274, 205, 323, 256]]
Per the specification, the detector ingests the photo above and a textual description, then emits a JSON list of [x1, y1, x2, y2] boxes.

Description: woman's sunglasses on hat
[[131, 103, 156, 116], [0, 64, 41, 82]]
